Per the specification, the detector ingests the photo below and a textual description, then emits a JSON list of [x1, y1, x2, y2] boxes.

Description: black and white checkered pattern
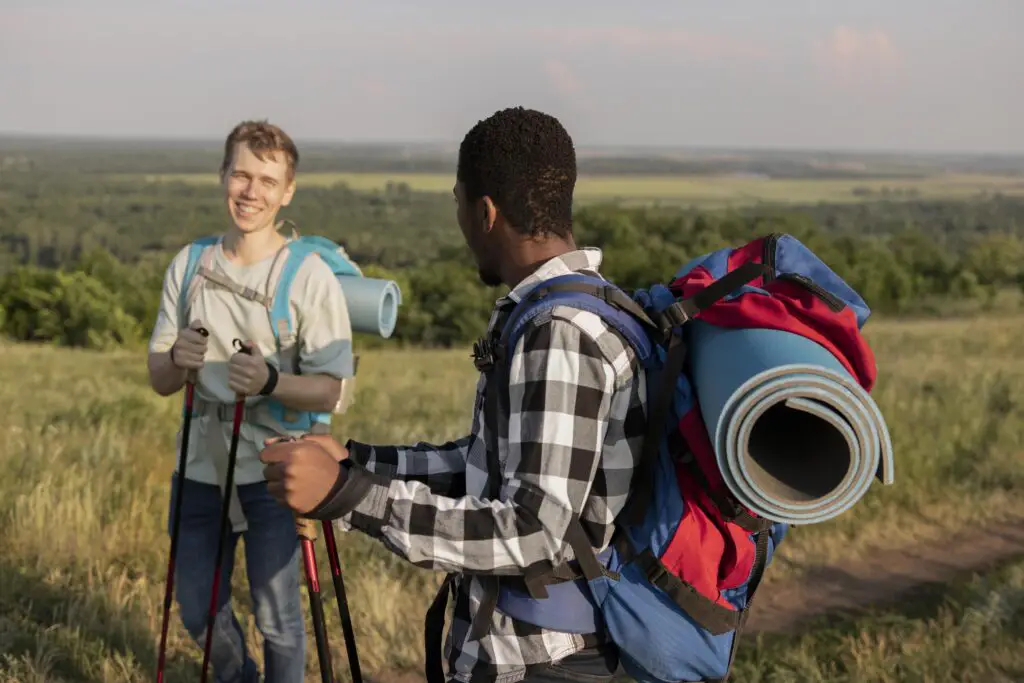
[[336, 248, 648, 682]]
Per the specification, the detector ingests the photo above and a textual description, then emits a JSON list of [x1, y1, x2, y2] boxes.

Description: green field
[[1, 312, 1022, 682], [115, 171, 1024, 207]]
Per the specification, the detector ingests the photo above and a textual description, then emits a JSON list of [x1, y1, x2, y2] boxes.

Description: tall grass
[[0, 312, 1022, 682]]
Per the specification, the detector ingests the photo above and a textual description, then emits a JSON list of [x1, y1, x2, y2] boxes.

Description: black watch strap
[[259, 362, 279, 396]]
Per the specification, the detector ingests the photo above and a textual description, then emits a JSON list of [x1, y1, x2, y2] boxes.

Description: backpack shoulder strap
[[177, 236, 220, 327], [267, 238, 314, 361], [478, 272, 657, 559], [499, 272, 659, 360], [463, 272, 660, 642]]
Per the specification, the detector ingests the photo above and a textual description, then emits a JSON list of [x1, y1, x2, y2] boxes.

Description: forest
[[1, 145, 1024, 350]]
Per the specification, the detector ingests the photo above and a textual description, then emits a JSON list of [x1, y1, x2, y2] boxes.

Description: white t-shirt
[[148, 237, 355, 488]]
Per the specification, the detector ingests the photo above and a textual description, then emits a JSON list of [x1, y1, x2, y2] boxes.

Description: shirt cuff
[[305, 459, 391, 538], [345, 439, 374, 467]]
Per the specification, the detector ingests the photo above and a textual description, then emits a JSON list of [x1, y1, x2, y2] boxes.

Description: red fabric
[[669, 258, 877, 391], [657, 411, 755, 611]]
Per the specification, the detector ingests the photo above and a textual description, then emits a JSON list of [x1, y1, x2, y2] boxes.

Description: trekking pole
[[199, 338, 250, 683], [156, 325, 208, 683], [322, 520, 363, 683], [297, 517, 336, 683]]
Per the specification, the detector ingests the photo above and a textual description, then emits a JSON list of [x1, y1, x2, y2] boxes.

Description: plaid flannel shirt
[[332, 248, 648, 683]]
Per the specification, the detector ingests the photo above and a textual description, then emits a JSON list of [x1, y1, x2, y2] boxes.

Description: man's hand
[[170, 320, 209, 370], [261, 437, 346, 514], [298, 434, 350, 463], [228, 340, 270, 396]]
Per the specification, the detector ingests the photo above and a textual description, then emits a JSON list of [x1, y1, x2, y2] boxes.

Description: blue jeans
[[168, 474, 306, 683]]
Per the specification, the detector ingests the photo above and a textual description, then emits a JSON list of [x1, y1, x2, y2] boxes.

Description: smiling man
[[146, 120, 355, 683]]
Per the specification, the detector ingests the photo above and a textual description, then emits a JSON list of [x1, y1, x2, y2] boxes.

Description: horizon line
[[2, 130, 1023, 160]]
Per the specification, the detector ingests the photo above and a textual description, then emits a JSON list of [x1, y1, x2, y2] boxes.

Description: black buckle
[[472, 338, 501, 372], [657, 300, 695, 330]]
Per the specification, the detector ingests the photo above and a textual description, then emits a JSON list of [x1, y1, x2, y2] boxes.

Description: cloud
[[813, 26, 903, 84], [543, 60, 584, 96], [530, 26, 772, 61]]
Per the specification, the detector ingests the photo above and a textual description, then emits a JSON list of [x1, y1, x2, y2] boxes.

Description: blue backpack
[[177, 232, 362, 433], [465, 233, 884, 683]]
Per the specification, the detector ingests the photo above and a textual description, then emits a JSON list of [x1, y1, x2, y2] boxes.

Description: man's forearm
[[268, 371, 342, 413], [148, 351, 189, 396]]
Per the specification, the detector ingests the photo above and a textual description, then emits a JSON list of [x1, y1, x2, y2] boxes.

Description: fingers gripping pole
[[323, 520, 363, 683], [298, 517, 335, 683], [199, 339, 248, 683], [156, 326, 208, 683]]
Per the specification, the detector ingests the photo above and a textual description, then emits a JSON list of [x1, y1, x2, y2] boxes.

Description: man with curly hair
[[261, 107, 646, 683]]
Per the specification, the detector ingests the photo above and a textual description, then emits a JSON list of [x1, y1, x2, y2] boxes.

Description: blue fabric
[[773, 234, 871, 327], [167, 475, 306, 683]]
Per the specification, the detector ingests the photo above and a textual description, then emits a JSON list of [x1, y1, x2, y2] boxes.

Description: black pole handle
[[232, 338, 253, 355]]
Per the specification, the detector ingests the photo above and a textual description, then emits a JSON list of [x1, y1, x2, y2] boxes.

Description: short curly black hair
[[457, 107, 577, 239]]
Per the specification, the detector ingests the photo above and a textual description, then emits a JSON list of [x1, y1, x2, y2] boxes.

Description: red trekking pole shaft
[[322, 520, 362, 683], [156, 327, 208, 683], [298, 518, 335, 683], [199, 339, 249, 683]]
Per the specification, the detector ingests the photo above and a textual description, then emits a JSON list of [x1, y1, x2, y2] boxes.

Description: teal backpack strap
[[176, 236, 218, 421], [264, 239, 318, 432], [177, 236, 220, 328], [262, 234, 363, 433]]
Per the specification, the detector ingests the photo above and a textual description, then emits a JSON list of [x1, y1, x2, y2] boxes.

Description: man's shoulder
[[284, 247, 345, 295], [517, 298, 643, 382], [161, 240, 206, 287]]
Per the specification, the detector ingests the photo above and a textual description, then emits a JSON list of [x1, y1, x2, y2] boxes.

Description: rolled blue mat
[[687, 320, 894, 525], [337, 276, 402, 338]]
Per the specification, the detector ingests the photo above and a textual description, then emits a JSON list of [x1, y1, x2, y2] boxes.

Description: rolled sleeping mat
[[338, 277, 402, 338], [687, 320, 893, 526]]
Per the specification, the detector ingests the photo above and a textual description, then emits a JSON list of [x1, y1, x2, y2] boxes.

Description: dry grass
[[732, 553, 1024, 682], [0, 312, 1023, 682], [119, 172, 1024, 207]]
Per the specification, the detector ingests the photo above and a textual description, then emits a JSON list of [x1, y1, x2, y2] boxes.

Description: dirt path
[[744, 512, 1024, 634]]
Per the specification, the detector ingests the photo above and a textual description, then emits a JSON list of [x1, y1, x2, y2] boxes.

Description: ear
[[281, 178, 297, 207], [478, 196, 498, 233]]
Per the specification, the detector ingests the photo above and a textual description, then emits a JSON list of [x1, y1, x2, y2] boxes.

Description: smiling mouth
[[235, 202, 262, 217]]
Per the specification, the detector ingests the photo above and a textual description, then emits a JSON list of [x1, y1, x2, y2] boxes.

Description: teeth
[[238, 204, 260, 215]]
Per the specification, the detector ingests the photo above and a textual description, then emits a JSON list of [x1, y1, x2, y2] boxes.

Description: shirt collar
[[499, 246, 604, 306]]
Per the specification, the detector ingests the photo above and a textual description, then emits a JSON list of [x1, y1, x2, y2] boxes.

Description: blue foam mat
[[687, 321, 894, 525], [339, 277, 402, 338]]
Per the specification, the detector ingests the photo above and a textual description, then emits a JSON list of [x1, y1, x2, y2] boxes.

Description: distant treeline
[[3, 171, 1024, 271], [1, 173, 1023, 350], [4, 137, 1023, 178]]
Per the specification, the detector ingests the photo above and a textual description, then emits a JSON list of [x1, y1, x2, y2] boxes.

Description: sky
[[1, 0, 1021, 153]]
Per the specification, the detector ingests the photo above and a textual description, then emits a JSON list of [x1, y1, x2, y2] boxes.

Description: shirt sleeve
[[148, 246, 188, 354], [326, 314, 618, 575], [293, 256, 356, 380], [344, 437, 471, 498]]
